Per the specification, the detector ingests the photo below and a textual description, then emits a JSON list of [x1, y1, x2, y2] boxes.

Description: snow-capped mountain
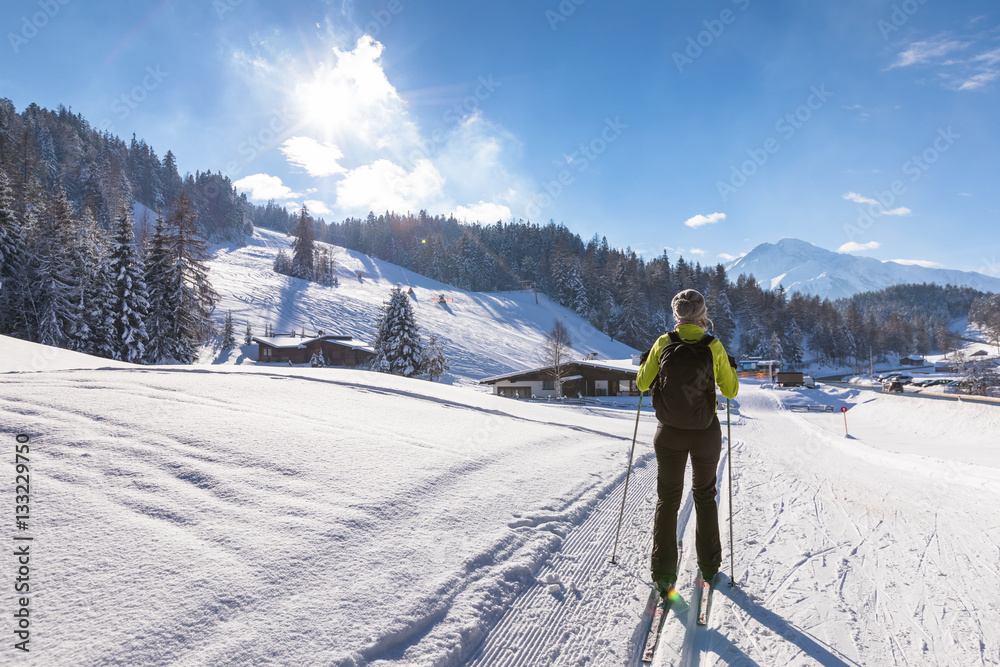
[[726, 238, 1000, 300]]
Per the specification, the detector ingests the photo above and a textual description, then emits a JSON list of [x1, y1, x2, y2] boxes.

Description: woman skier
[[636, 289, 739, 594]]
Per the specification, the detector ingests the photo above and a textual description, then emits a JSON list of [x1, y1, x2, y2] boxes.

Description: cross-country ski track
[[462, 385, 1000, 667]]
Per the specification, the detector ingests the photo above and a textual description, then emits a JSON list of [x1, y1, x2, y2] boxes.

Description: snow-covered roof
[[252, 335, 372, 352], [479, 358, 638, 384]]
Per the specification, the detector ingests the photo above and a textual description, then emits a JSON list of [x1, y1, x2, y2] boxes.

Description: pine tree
[[28, 188, 78, 347], [221, 311, 236, 351], [421, 334, 450, 381], [273, 249, 292, 275], [371, 286, 423, 376], [107, 203, 149, 362], [291, 206, 315, 280], [66, 207, 117, 357], [0, 169, 29, 336], [143, 212, 173, 363], [162, 191, 219, 363], [244, 321, 253, 345], [784, 318, 804, 368]]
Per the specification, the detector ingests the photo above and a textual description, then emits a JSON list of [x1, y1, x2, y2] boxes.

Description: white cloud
[[335, 158, 446, 214], [838, 241, 881, 253], [882, 206, 912, 216], [295, 35, 419, 150], [954, 69, 1000, 90], [684, 212, 726, 228], [234, 35, 532, 220], [842, 191, 879, 206], [690, 248, 708, 256], [842, 193, 911, 216], [887, 34, 1000, 91], [280, 137, 347, 177], [888, 38, 969, 69], [718, 252, 746, 262], [304, 200, 333, 216], [452, 201, 512, 223], [233, 173, 300, 201], [886, 258, 944, 268]]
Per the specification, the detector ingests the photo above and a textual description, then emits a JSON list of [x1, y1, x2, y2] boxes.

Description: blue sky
[[2, 0, 998, 273]]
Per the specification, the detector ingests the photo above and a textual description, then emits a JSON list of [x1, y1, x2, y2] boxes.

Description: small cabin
[[253, 334, 374, 367], [480, 359, 639, 398]]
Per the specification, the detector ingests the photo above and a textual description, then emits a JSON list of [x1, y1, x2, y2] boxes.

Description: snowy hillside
[[727, 238, 1000, 300], [3, 339, 999, 666], [206, 228, 638, 383]]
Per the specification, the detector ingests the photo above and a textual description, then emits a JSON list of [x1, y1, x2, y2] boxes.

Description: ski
[[641, 589, 672, 662], [696, 575, 714, 626], [641, 541, 683, 663]]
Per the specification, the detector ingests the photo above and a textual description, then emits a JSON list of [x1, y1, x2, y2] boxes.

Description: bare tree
[[538, 319, 574, 396]]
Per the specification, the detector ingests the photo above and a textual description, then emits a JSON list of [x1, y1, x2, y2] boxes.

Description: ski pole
[[610, 393, 642, 565], [727, 398, 737, 588]]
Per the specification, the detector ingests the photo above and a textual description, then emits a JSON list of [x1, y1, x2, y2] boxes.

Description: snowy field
[[3, 338, 999, 666], [204, 228, 638, 384]]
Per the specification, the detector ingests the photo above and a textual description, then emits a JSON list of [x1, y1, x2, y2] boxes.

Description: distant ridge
[[725, 238, 1000, 300]]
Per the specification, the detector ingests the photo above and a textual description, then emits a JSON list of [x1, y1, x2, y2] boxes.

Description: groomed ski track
[[463, 423, 726, 666], [463, 383, 1000, 666]]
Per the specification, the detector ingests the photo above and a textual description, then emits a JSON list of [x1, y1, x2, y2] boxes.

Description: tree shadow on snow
[[716, 573, 862, 667]]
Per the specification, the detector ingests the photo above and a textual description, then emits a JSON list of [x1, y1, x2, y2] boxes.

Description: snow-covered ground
[[204, 228, 638, 385], [3, 339, 999, 666]]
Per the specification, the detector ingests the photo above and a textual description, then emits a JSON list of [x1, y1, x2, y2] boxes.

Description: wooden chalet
[[480, 358, 639, 398], [253, 334, 375, 367]]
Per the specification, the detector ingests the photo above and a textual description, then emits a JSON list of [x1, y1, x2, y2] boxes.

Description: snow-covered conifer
[[371, 286, 424, 376], [104, 205, 151, 361], [0, 169, 28, 336], [421, 334, 450, 381], [29, 188, 78, 348], [291, 206, 315, 280], [221, 311, 237, 351]]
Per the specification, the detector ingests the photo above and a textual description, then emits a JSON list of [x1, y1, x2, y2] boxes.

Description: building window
[[498, 387, 530, 398], [542, 380, 554, 390], [619, 379, 638, 395]]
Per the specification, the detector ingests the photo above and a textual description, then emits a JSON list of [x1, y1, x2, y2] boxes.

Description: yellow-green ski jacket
[[636, 323, 739, 399]]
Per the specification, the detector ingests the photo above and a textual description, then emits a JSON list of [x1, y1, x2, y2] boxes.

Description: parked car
[[914, 378, 950, 388], [884, 380, 904, 393], [944, 380, 971, 394], [803, 375, 816, 388]]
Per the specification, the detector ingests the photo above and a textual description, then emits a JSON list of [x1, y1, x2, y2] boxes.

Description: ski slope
[[2, 339, 999, 666], [205, 228, 638, 383]]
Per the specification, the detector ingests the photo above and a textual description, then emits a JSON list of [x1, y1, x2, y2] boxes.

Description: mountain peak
[[726, 239, 1000, 300]]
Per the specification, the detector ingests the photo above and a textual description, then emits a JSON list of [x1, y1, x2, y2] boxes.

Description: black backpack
[[651, 332, 717, 430]]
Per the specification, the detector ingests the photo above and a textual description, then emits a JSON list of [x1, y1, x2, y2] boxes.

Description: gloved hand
[[640, 349, 650, 365], [728, 355, 737, 369]]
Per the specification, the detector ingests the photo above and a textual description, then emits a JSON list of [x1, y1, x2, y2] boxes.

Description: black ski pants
[[650, 415, 722, 581]]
